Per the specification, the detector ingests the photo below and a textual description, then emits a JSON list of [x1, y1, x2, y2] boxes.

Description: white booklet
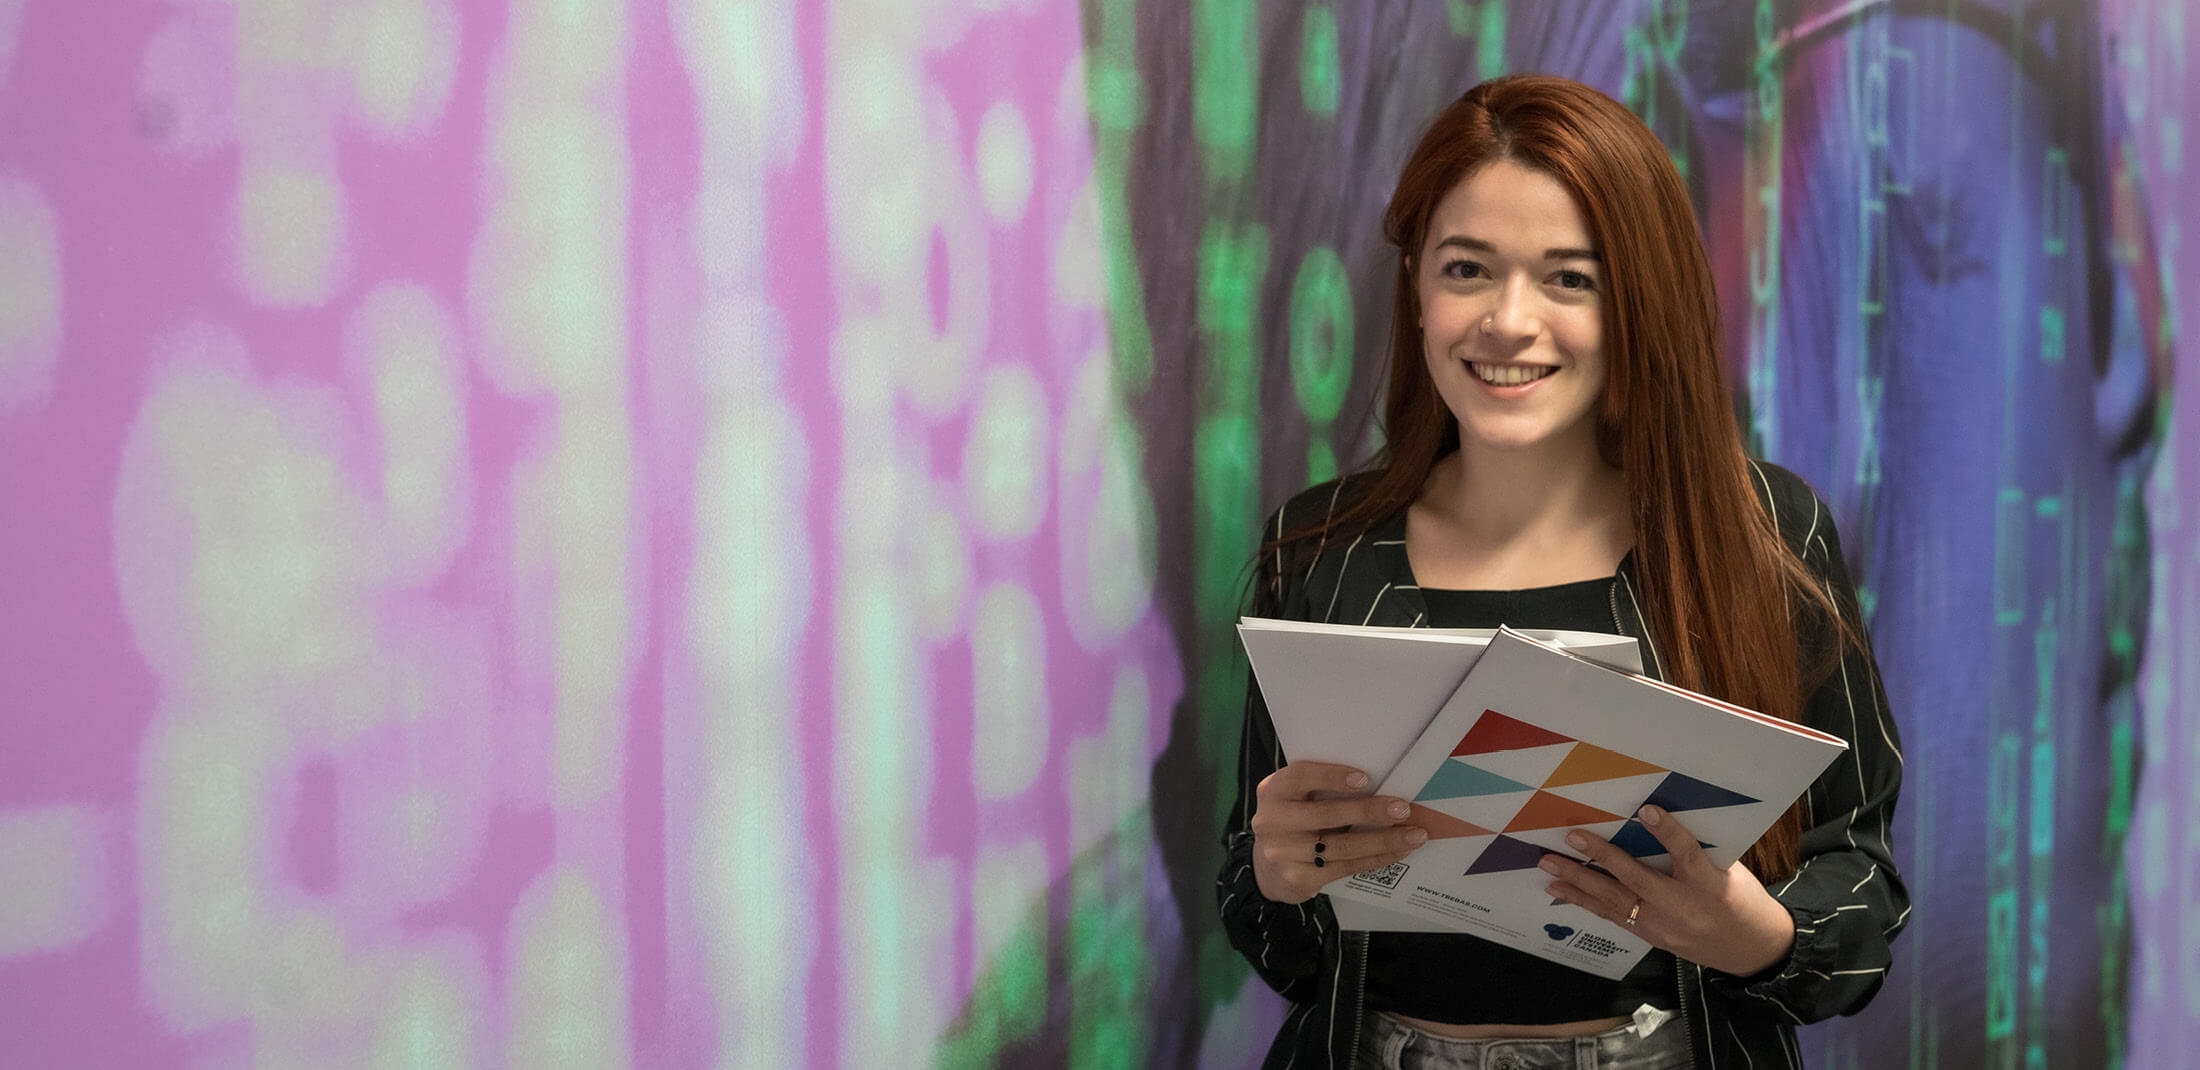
[[1237, 618, 1644, 932], [1326, 627, 1847, 978]]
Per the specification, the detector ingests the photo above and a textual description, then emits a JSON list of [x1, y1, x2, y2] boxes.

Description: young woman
[[1216, 75, 1907, 1069]]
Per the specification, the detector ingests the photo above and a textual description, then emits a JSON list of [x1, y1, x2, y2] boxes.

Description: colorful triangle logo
[[1538, 771, 1669, 821], [1465, 834, 1552, 875], [1415, 790, 1536, 835], [1609, 819, 1715, 859], [1408, 803, 1496, 841], [1542, 742, 1667, 788], [1503, 791, 1626, 833], [1452, 709, 1576, 756], [1416, 759, 1535, 801], [1642, 772, 1761, 813], [1464, 742, 1575, 791]]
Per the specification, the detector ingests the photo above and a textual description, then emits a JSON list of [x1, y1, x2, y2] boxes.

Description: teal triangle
[[1415, 759, 1534, 801]]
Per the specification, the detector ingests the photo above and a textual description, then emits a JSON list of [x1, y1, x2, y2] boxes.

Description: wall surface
[[0, 1, 2192, 1068]]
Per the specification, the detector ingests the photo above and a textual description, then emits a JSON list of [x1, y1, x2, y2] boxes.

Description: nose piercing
[[1481, 315, 1494, 333]]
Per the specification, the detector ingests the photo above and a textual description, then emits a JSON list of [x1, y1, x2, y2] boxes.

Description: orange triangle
[[1503, 791, 1625, 833], [1408, 803, 1496, 841], [1541, 742, 1666, 787]]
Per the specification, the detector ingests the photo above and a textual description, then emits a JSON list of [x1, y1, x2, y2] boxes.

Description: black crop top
[[1363, 575, 1679, 1024]]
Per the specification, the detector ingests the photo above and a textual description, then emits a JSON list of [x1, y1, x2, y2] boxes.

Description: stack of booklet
[[1238, 619, 1846, 979]]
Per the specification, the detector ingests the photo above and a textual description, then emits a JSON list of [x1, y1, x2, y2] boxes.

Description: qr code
[[1350, 861, 1408, 890]]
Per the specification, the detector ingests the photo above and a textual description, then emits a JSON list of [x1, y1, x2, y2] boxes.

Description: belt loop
[[1379, 1013, 1410, 1069]]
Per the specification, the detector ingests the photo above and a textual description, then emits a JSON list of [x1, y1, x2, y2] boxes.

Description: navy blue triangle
[[1608, 819, 1716, 859], [1642, 772, 1759, 813], [1608, 820, 1665, 858]]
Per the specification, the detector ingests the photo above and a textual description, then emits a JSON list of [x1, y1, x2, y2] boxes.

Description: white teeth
[[1470, 363, 1557, 386]]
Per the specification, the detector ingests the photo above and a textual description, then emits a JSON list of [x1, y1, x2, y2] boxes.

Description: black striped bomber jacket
[[1216, 460, 1909, 1069]]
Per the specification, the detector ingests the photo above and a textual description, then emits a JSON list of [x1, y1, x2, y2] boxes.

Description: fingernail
[[1566, 831, 1590, 851], [1346, 771, 1368, 789], [1639, 805, 1661, 826], [1538, 857, 1560, 875], [1404, 828, 1428, 846], [1387, 800, 1411, 820]]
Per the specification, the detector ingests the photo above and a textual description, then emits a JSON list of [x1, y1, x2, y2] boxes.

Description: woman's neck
[[1421, 440, 1626, 543], [1406, 441, 1631, 590]]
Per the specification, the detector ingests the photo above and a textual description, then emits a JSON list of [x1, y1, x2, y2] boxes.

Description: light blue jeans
[[1357, 1006, 1691, 1070]]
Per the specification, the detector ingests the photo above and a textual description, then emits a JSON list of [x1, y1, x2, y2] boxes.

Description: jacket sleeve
[[1708, 490, 1910, 1023], [1216, 668, 1334, 1001], [1214, 505, 1334, 1001]]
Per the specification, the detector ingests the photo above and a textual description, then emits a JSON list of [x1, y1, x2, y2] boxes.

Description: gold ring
[[1625, 899, 1643, 926]]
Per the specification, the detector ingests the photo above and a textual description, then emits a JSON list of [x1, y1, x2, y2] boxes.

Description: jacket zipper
[[1346, 609, 1423, 1061], [1677, 964, 1702, 1070], [1345, 932, 1368, 1066], [1614, 575, 1703, 1070]]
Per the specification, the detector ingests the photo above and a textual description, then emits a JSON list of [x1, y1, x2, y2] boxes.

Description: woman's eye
[[1554, 270, 1596, 291], [1441, 260, 1487, 280]]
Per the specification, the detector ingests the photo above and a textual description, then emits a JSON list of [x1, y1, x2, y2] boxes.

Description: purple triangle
[[1464, 834, 1552, 876]]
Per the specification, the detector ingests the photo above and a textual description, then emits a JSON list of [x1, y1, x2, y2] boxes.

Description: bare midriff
[[1388, 1013, 1630, 1039]]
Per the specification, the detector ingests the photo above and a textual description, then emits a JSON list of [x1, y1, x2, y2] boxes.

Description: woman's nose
[[1484, 278, 1540, 341]]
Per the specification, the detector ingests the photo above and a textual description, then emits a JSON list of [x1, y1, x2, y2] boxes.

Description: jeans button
[[1490, 1054, 1524, 1070]]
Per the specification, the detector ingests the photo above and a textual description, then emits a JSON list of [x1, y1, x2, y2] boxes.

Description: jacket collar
[[1358, 508, 1425, 628]]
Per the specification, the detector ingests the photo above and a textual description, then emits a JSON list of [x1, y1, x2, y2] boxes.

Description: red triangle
[[1451, 709, 1576, 756], [1503, 791, 1626, 833], [1408, 803, 1496, 841]]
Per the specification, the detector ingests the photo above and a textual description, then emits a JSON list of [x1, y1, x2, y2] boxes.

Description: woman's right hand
[[1249, 761, 1430, 904]]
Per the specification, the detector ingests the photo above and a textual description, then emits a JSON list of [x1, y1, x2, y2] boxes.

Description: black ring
[[1314, 840, 1327, 854], [1313, 855, 1326, 868]]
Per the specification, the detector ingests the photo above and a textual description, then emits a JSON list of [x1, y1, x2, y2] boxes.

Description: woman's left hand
[[1538, 804, 1796, 978]]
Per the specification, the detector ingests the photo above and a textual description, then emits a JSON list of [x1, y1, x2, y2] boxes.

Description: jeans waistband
[[1358, 1005, 1688, 1070]]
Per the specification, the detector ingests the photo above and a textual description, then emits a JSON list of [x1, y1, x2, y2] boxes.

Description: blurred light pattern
[[0, 2, 2192, 1068]]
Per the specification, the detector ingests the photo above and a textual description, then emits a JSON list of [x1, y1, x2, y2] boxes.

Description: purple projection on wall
[[0, 2, 1182, 1067]]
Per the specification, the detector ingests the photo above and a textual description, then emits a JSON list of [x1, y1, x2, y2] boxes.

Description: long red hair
[[1266, 74, 1843, 881]]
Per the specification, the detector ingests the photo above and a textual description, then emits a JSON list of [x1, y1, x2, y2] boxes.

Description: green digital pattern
[[1288, 246, 1354, 484]]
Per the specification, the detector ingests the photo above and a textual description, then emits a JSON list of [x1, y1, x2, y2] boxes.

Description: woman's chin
[[1450, 421, 1602, 460]]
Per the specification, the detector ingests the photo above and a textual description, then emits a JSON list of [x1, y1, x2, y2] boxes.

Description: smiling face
[[1415, 157, 1608, 464]]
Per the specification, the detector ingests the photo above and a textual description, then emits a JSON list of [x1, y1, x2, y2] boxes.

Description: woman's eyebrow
[[1431, 235, 1602, 262]]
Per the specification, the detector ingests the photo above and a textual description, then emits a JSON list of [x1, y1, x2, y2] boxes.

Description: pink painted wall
[[0, 2, 1191, 1066]]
